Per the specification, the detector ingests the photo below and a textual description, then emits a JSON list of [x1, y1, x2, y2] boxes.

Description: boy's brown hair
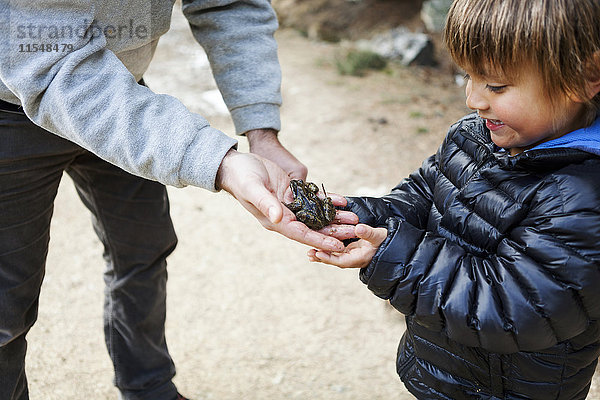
[[443, 0, 600, 123]]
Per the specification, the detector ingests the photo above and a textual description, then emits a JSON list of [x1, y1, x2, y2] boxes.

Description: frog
[[285, 179, 337, 230]]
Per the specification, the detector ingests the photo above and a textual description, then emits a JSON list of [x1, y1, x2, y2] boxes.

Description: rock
[[358, 27, 436, 66], [307, 21, 343, 43], [421, 0, 453, 32], [272, 0, 425, 42]]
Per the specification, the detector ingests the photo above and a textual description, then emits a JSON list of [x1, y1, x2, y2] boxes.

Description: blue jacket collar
[[528, 115, 600, 156]]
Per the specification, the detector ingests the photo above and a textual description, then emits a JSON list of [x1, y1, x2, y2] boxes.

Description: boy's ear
[[571, 52, 600, 102], [584, 51, 600, 99]]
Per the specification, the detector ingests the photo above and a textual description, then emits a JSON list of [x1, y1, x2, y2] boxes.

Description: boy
[[310, 0, 600, 398]]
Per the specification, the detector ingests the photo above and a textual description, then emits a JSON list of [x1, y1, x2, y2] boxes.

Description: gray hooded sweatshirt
[[0, 0, 282, 190]]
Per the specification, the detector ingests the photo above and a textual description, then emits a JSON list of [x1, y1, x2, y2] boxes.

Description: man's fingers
[[318, 224, 357, 240], [287, 224, 345, 251], [219, 152, 347, 251], [283, 186, 294, 204], [260, 208, 345, 252], [288, 165, 308, 181], [267, 205, 283, 224], [334, 210, 359, 225], [242, 182, 284, 224], [293, 221, 346, 251], [327, 193, 347, 207]]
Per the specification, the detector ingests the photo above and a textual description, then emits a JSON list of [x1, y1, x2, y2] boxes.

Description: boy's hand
[[307, 223, 388, 268]]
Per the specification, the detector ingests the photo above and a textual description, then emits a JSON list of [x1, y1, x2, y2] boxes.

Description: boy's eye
[[463, 73, 471, 81], [486, 84, 507, 93]]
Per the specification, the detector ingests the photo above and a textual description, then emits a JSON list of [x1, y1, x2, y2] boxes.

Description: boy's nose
[[465, 82, 489, 112]]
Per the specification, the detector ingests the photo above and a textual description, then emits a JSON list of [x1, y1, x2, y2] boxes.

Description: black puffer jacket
[[347, 114, 600, 399]]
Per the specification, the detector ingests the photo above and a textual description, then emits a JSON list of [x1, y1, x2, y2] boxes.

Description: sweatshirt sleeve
[[360, 176, 600, 354], [0, 1, 237, 191], [182, 0, 282, 134]]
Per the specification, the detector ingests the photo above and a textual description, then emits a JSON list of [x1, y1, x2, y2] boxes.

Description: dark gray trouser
[[0, 108, 179, 400]]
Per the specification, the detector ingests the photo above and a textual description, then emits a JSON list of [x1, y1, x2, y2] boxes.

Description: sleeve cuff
[[229, 102, 281, 135], [359, 217, 425, 305], [359, 217, 401, 286], [177, 125, 238, 191]]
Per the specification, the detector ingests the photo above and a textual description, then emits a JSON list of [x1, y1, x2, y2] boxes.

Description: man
[[0, 1, 345, 399]]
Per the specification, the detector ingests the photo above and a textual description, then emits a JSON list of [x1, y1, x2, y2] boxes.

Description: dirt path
[[24, 5, 599, 400]]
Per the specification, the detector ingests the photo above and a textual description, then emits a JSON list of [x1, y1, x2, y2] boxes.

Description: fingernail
[[268, 207, 277, 223]]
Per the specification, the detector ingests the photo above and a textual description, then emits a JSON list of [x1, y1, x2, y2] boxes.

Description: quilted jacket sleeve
[[359, 166, 600, 354], [345, 153, 436, 229]]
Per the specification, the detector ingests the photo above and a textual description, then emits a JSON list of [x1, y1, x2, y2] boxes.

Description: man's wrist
[[245, 128, 279, 146], [215, 148, 239, 192]]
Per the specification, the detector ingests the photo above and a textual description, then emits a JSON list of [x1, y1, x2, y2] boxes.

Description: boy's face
[[464, 64, 587, 156]]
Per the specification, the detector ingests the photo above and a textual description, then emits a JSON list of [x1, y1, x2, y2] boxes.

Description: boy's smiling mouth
[[485, 118, 505, 131]]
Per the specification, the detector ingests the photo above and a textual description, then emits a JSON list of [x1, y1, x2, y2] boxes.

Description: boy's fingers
[[313, 250, 341, 266], [355, 224, 387, 246], [313, 250, 365, 268]]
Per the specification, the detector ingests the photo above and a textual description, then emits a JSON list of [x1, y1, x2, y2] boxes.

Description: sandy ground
[[24, 5, 600, 400]]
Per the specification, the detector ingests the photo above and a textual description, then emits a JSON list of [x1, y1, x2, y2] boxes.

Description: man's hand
[[315, 192, 360, 241], [308, 224, 388, 269], [216, 148, 344, 252], [245, 129, 308, 180]]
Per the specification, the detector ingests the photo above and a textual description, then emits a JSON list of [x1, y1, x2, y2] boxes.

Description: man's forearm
[[182, 0, 282, 134]]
